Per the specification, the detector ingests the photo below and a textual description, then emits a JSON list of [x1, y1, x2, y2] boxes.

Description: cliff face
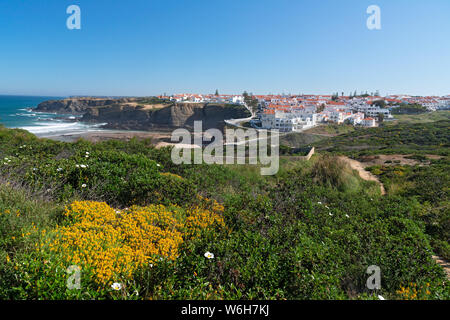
[[34, 98, 250, 131], [82, 103, 251, 131], [35, 98, 134, 114]]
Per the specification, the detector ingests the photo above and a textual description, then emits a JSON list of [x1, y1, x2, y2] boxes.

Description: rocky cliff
[[82, 103, 251, 131], [34, 98, 250, 131], [35, 98, 135, 114]]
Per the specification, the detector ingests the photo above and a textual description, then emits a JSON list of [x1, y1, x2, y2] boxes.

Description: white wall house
[[355, 105, 392, 118], [361, 118, 376, 127], [260, 111, 317, 132], [346, 112, 365, 125], [232, 96, 245, 105], [328, 112, 345, 124]]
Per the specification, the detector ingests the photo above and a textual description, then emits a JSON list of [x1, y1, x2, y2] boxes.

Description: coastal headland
[[34, 97, 251, 139]]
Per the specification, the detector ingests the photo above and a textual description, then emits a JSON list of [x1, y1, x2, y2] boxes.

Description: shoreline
[[39, 129, 174, 145]]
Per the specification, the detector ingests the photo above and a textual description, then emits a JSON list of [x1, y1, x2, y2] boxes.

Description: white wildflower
[[378, 295, 385, 300], [81, 184, 87, 188], [204, 251, 214, 259], [111, 283, 122, 291]]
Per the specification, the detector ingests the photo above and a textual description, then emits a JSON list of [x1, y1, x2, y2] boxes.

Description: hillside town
[[158, 93, 450, 132]]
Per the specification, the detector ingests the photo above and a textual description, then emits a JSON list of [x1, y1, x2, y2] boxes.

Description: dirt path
[[339, 156, 386, 195], [340, 156, 450, 278], [433, 256, 450, 280], [339, 156, 450, 279]]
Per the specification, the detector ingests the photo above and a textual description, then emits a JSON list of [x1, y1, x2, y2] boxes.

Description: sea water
[[0, 95, 106, 138]]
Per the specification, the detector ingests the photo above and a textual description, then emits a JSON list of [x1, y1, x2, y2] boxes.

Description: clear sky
[[0, 0, 449, 97]]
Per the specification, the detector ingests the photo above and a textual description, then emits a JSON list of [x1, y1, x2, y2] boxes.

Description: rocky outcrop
[[82, 103, 251, 131], [34, 98, 251, 131], [34, 98, 134, 114]]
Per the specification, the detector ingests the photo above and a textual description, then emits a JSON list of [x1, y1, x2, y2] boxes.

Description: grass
[[313, 120, 450, 156], [0, 124, 448, 300], [279, 132, 325, 148], [386, 110, 450, 125], [304, 124, 356, 136]]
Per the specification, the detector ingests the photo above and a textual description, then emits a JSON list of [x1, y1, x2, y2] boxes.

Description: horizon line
[[1, 92, 450, 98]]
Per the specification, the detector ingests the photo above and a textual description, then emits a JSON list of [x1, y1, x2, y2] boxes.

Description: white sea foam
[[20, 121, 107, 136], [14, 108, 105, 137]]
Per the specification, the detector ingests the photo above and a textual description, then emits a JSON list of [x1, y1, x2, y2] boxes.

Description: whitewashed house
[[361, 117, 376, 127], [260, 110, 317, 132]]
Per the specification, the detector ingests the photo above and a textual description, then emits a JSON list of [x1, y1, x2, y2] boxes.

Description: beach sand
[[41, 130, 204, 149], [42, 130, 173, 145]]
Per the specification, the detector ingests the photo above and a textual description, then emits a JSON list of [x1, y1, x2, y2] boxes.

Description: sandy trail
[[339, 156, 386, 195], [339, 157, 450, 279], [433, 256, 450, 280]]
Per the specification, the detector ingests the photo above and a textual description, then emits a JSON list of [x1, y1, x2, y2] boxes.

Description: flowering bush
[[396, 282, 434, 300], [0, 126, 448, 300], [39, 200, 225, 287]]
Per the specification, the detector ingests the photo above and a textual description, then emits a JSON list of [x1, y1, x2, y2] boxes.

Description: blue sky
[[0, 0, 449, 97]]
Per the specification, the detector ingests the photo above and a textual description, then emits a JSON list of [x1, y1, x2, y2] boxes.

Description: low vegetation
[[387, 110, 450, 125], [0, 120, 448, 300], [390, 104, 428, 115], [367, 159, 450, 261], [313, 120, 449, 156]]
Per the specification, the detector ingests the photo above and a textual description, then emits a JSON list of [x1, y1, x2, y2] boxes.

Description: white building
[[260, 111, 317, 132], [354, 104, 392, 119], [328, 111, 353, 124], [361, 117, 376, 127], [232, 96, 245, 105], [346, 112, 365, 125]]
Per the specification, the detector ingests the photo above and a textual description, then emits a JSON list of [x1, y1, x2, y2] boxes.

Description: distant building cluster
[[388, 95, 450, 111], [159, 93, 245, 105], [254, 94, 450, 132], [158, 93, 450, 133]]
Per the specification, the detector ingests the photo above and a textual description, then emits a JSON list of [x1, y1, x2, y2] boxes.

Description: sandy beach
[[41, 129, 174, 145], [40, 129, 205, 149]]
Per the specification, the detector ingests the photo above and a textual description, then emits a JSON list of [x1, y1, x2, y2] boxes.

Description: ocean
[[0, 95, 106, 138]]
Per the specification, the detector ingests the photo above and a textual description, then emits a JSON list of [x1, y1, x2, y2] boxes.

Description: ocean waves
[[0, 97, 107, 138], [19, 120, 107, 136]]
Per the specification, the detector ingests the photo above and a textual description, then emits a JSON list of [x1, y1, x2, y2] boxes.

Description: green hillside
[[0, 124, 448, 300]]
